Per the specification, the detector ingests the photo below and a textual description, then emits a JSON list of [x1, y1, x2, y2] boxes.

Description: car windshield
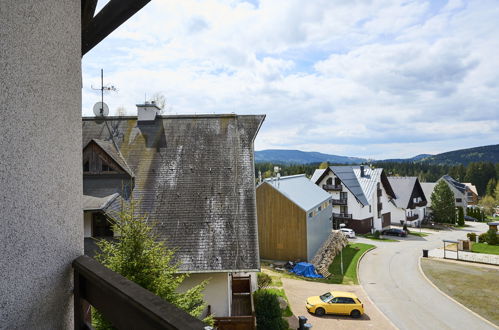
[[320, 292, 333, 302]]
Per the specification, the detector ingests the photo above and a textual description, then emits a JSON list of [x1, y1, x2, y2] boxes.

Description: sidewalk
[[428, 248, 499, 265]]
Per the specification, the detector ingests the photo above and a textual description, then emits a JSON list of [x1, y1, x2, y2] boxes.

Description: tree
[[319, 161, 329, 169], [254, 290, 287, 330], [457, 207, 465, 226], [486, 178, 497, 198], [151, 92, 167, 113], [479, 195, 496, 216], [431, 180, 456, 224], [494, 181, 499, 202], [93, 200, 211, 329]]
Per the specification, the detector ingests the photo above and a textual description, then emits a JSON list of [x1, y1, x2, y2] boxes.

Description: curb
[[357, 246, 399, 330], [418, 257, 499, 329]]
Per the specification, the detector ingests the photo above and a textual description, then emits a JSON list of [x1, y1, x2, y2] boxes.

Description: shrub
[[403, 223, 409, 233], [373, 230, 381, 239], [257, 272, 272, 290], [254, 290, 287, 330], [467, 232, 477, 242], [486, 229, 498, 245], [457, 207, 464, 226], [478, 233, 488, 243]]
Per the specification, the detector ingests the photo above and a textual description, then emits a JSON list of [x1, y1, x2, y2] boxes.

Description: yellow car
[[306, 291, 364, 318]]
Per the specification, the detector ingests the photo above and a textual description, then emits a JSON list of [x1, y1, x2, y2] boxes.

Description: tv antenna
[[91, 69, 120, 153]]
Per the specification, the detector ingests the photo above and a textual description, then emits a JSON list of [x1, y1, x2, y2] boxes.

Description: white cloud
[[83, 0, 499, 159]]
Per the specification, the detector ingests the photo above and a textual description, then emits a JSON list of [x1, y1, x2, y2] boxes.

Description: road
[[358, 222, 496, 330]]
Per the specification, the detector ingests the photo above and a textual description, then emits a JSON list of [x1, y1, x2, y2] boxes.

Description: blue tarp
[[291, 262, 323, 278]]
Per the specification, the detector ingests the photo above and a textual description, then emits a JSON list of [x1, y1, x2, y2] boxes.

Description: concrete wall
[[178, 272, 230, 317], [0, 1, 82, 328], [306, 204, 333, 261]]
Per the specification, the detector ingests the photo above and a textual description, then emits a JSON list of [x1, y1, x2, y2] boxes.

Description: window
[[456, 198, 462, 203], [92, 213, 113, 237], [342, 297, 356, 304], [101, 162, 112, 172], [83, 160, 90, 172], [318, 206, 322, 211], [309, 212, 313, 218]]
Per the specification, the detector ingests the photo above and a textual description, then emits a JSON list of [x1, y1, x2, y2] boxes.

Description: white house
[[312, 165, 396, 234], [386, 177, 428, 227], [421, 175, 468, 215]]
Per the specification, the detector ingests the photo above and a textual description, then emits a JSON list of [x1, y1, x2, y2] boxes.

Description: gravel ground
[[282, 277, 395, 330]]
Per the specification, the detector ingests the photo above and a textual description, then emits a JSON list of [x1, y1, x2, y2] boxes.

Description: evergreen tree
[[494, 181, 499, 201], [486, 178, 497, 198], [457, 207, 465, 226], [431, 181, 456, 224], [93, 200, 211, 329]]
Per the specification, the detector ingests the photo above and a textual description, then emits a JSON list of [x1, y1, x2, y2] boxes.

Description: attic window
[[83, 161, 90, 172], [101, 163, 112, 172]]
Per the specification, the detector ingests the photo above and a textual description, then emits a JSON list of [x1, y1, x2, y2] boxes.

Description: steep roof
[[441, 175, 466, 194], [83, 114, 264, 273], [311, 169, 326, 183], [88, 139, 135, 177], [83, 193, 120, 211], [421, 182, 437, 207], [387, 177, 426, 209], [463, 183, 478, 195], [263, 174, 331, 212]]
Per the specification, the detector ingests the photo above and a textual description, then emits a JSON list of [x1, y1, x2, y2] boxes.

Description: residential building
[[256, 174, 333, 262], [386, 177, 427, 227], [312, 165, 396, 234], [421, 175, 468, 214], [83, 104, 265, 320], [463, 183, 479, 206], [421, 182, 437, 213]]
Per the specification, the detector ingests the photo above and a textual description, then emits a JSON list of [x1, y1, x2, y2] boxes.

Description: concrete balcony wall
[[0, 1, 82, 328]]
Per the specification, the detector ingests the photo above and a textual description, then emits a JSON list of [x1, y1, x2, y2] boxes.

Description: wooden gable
[[83, 141, 127, 175]]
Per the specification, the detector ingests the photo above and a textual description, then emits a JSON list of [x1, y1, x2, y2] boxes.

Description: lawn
[[263, 288, 293, 317], [421, 258, 499, 326], [471, 243, 499, 255], [408, 232, 430, 237], [360, 234, 398, 242], [326, 243, 375, 285]]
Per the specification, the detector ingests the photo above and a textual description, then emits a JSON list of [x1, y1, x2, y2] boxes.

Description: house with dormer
[[311, 165, 395, 234], [82, 102, 265, 322]]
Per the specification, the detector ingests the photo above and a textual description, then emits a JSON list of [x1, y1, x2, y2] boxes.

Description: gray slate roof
[[388, 177, 417, 209], [83, 193, 120, 211], [311, 169, 326, 183], [421, 182, 437, 207], [83, 114, 264, 273], [263, 174, 331, 212], [441, 175, 466, 194]]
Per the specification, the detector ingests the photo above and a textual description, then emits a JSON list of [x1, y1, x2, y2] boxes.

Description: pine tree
[[431, 180, 456, 224], [93, 200, 212, 329], [486, 178, 497, 198], [457, 207, 465, 226]]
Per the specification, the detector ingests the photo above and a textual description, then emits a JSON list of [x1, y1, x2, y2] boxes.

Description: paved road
[[358, 222, 496, 330]]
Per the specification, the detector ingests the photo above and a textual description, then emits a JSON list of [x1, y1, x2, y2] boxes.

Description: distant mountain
[[419, 144, 499, 165], [254, 149, 366, 164], [254, 144, 499, 165]]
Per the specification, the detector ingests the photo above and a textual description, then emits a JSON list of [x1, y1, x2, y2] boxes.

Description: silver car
[[340, 228, 356, 238]]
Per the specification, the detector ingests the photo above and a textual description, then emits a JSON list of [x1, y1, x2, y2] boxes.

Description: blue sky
[[82, 0, 499, 159]]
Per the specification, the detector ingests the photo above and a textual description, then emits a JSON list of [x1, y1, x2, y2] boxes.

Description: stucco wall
[[178, 272, 230, 317], [0, 1, 82, 328], [306, 204, 333, 261]]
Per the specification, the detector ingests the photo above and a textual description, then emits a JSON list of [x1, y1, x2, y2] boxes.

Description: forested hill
[[254, 149, 366, 164], [420, 144, 499, 165]]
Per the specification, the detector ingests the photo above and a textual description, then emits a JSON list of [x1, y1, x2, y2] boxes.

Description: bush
[[467, 232, 477, 242], [478, 233, 488, 243], [486, 229, 498, 245], [403, 223, 409, 233], [373, 230, 381, 239], [257, 272, 272, 290], [254, 290, 287, 330], [457, 207, 464, 226]]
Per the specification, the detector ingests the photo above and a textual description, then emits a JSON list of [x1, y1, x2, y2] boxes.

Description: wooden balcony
[[406, 214, 418, 221], [332, 198, 347, 205], [323, 184, 342, 191], [73, 255, 208, 330], [414, 200, 427, 207], [333, 213, 352, 220]]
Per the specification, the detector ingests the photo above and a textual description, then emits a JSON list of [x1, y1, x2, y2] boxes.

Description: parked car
[[306, 291, 364, 318], [464, 215, 477, 222], [340, 228, 356, 238], [382, 228, 407, 237]]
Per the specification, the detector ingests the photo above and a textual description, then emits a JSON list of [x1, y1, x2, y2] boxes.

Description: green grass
[[421, 258, 499, 325], [471, 243, 499, 255], [326, 243, 375, 285], [408, 232, 430, 237], [270, 275, 283, 287], [360, 233, 399, 242], [263, 288, 293, 317]]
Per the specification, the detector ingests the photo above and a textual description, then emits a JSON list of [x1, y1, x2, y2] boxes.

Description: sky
[[82, 0, 499, 159]]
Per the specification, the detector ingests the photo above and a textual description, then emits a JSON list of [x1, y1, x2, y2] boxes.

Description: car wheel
[[399, 233, 403, 237], [350, 309, 361, 318], [315, 308, 325, 317]]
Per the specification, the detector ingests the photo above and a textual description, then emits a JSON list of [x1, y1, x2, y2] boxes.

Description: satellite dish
[[93, 102, 109, 117]]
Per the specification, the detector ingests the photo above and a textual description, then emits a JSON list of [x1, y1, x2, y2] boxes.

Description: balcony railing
[[406, 214, 418, 221], [332, 198, 347, 205], [377, 189, 382, 197], [333, 213, 352, 220], [414, 200, 427, 207], [73, 255, 208, 330], [378, 202, 382, 211], [323, 184, 342, 191]]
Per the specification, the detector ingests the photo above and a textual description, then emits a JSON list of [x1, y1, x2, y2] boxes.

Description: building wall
[[0, 1, 82, 328], [306, 203, 333, 261], [178, 272, 230, 317], [84, 212, 93, 237], [257, 183, 307, 261]]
